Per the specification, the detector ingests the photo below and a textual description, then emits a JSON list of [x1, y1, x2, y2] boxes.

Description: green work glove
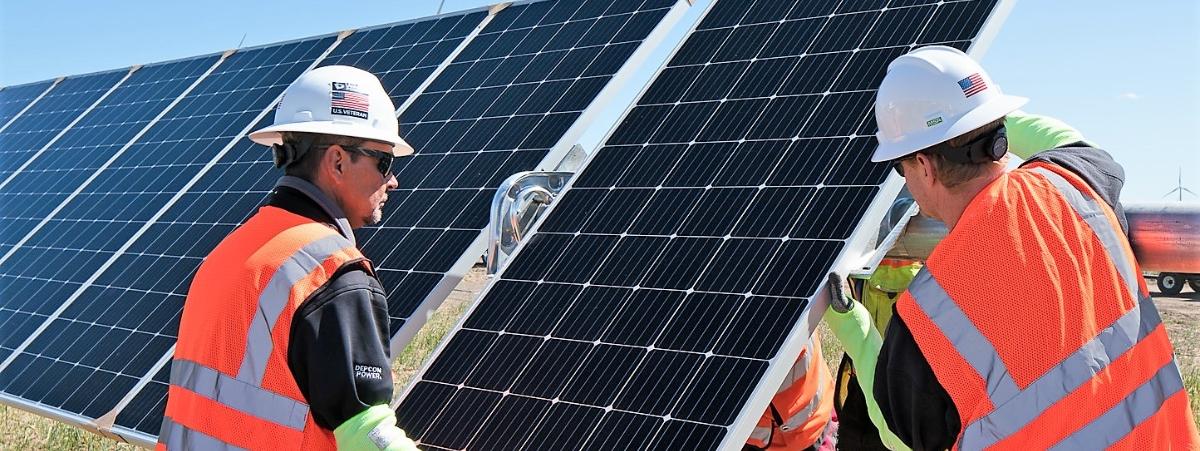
[[334, 404, 419, 451]]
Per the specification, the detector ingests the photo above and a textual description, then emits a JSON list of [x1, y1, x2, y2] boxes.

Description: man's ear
[[323, 144, 347, 180], [914, 153, 936, 184]]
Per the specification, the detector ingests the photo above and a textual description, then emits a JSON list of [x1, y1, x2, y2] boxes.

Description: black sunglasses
[[892, 154, 916, 177], [340, 145, 395, 177]]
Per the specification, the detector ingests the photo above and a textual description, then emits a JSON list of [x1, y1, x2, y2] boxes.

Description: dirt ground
[[1147, 278, 1200, 369]]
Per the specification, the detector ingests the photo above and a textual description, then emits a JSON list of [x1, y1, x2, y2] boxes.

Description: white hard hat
[[249, 65, 414, 157], [871, 45, 1026, 162]]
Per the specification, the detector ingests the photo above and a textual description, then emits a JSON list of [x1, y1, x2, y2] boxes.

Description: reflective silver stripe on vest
[[908, 270, 1021, 403], [781, 358, 824, 432], [1048, 360, 1185, 450], [907, 167, 1180, 448], [751, 339, 823, 445], [776, 339, 812, 395], [1029, 167, 1140, 300], [237, 233, 355, 385], [158, 416, 249, 451], [959, 293, 1161, 447], [170, 358, 310, 430], [748, 425, 772, 446]]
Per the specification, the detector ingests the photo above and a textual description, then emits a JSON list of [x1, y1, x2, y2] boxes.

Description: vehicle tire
[[1188, 278, 1200, 293], [1157, 273, 1184, 296]]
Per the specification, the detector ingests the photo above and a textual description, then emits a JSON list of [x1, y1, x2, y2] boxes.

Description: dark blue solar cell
[[522, 402, 605, 449], [113, 365, 169, 434], [466, 395, 551, 450], [418, 388, 501, 449]]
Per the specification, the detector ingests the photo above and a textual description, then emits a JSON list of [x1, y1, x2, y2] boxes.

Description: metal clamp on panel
[[487, 171, 574, 274]]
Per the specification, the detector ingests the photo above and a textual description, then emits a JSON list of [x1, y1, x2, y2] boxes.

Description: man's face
[[333, 142, 398, 229]]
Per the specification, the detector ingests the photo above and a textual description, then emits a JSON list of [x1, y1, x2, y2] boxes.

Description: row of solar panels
[[0, 0, 1012, 448], [0, 0, 688, 443]]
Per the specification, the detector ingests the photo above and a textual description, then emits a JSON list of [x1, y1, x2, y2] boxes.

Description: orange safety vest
[[896, 163, 1199, 449], [158, 206, 370, 450], [748, 335, 835, 450]]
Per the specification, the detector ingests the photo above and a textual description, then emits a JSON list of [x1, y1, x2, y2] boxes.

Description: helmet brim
[[249, 121, 415, 157], [871, 94, 1027, 162]]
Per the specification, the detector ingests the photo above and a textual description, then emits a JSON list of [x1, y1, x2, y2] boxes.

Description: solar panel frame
[[376, 0, 696, 359], [0, 34, 347, 445], [393, 0, 1018, 449]]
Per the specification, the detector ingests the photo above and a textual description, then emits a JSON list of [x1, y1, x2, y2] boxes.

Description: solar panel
[[0, 79, 58, 132], [354, 0, 690, 354], [0, 36, 339, 442], [395, 0, 1013, 449], [101, 1, 688, 442]]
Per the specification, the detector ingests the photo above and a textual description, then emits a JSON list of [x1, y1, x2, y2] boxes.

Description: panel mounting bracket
[[489, 2, 512, 15], [487, 170, 574, 275]]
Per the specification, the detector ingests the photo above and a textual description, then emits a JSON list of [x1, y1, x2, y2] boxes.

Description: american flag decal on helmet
[[958, 73, 987, 97], [330, 82, 369, 119]]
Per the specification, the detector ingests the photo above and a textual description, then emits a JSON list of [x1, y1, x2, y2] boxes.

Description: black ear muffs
[[272, 135, 318, 169], [272, 143, 298, 168], [933, 125, 1007, 164], [967, 125, 1007, 162]]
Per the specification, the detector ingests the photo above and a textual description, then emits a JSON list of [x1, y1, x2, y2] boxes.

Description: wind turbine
[[1162, 167, 1197, 201]]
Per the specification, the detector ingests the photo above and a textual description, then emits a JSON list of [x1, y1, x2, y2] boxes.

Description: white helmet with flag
[[249, 65, 414, 157], [871, 45, 1026, 162]]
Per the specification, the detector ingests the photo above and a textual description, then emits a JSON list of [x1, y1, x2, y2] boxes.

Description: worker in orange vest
[[159, 66, 419, 450], [863, 45, 1199, 449], [746, 335, 836, 450]]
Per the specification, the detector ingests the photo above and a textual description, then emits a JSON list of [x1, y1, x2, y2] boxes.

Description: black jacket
[[874, 145, 1128, 450], [267, 185, 395, 431]]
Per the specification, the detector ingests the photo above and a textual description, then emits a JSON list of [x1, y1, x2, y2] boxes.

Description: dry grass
[[392, 285, 477, 387], [1187, 367, 1200, 430], [0, 404, 138, 450], [1152, 290, 1200, 430], [1, 271, 1196, 448]]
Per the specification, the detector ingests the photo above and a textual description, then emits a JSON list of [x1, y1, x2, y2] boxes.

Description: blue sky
[[1, 0, 1196, 202]]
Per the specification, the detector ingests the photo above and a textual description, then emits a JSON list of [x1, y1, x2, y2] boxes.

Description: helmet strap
[[929, 125, 1007, 164]]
